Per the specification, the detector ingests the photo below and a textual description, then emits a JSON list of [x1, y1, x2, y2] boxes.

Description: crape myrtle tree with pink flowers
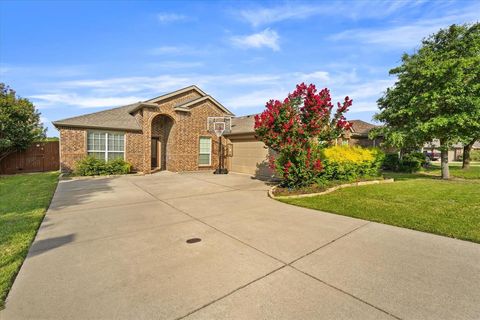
[[254, 83, 353, 188]]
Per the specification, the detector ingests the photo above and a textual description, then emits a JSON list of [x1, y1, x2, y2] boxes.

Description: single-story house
[[53, 85, 234, 174], [53, 85, 381, 178], [340, 120, 382, 147]]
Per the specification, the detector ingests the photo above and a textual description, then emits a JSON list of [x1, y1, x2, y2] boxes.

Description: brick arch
[[148, 113, 175, 171]]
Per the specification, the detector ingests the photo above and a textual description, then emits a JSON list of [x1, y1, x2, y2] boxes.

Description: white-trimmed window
[[199, 137, 212, 166], [87, 131, 125, 161]]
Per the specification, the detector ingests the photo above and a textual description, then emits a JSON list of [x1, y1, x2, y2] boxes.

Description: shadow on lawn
[[382, 171, 441, 181]]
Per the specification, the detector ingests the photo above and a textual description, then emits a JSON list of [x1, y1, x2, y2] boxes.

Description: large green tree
[[0, 83, 46, 160], [374, 23, 480, 179]]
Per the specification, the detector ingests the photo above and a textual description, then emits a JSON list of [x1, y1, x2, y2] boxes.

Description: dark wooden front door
[[151, 138, 159, 169]]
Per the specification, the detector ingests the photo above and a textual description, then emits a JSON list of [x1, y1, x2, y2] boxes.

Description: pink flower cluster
[[254, 82, 353, 186]]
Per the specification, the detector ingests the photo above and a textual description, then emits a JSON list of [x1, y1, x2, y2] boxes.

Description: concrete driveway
[[2, 172, 480, 319]]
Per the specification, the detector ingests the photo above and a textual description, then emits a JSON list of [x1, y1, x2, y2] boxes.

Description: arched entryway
[[150, 114, 174, 171]]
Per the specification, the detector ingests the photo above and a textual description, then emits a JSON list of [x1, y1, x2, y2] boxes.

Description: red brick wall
[[59, 127, 86, 172], [125, 132, 143, 172]]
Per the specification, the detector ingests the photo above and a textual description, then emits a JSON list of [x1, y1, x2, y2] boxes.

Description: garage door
[[230, 140, 275, 178]]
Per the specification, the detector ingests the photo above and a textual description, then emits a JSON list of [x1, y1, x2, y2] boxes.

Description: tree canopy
[[373, 23, 480, 178], [0, 83, 46, 160]]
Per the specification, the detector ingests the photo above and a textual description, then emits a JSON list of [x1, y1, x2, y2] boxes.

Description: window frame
[[87, 130, 126, 162], [198, 136, 212, 167]]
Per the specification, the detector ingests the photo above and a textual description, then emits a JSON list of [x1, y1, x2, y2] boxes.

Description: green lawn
[[0, 172, 59, 308], [424, 162, 480, 179], [281, 173, 480, 243]]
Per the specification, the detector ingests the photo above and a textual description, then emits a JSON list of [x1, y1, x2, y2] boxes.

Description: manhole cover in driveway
[[186, 238, 202, 244]]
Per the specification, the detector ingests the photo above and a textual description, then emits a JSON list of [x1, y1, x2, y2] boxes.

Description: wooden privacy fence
[[0, 141, 59, 174]]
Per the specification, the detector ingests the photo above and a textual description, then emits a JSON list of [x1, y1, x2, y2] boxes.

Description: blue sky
[[1, 0, 478, 137]]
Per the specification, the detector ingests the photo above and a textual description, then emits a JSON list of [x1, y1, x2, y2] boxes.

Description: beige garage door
[[230, 140, 274, 178]]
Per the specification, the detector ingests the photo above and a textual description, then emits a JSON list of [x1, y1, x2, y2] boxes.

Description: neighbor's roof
[[53, 85, 233, 130], [226, 114, 258, 135], [225, 116, 377, 136], [349, 120, 378, 136]]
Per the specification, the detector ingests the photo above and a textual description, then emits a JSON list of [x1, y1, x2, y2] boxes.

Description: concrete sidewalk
[[2, 172, 479, 319]]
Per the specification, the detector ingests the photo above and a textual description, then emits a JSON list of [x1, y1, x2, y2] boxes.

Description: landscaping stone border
[[268, 178, 395, 200]]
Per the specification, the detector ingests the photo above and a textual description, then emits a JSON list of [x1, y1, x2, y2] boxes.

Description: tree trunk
[[440, 141, 449, 179], [462, 139, 475, 170]]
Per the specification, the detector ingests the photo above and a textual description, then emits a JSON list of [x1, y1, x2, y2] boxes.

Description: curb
[[268, 178, 395, 200]]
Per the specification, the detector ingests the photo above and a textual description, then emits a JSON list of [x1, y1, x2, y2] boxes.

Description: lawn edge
[[0, 172, 60, 310], [268, 178, 394, 200]]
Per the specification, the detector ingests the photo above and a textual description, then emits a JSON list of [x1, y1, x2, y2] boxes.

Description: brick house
[[53, 86, 234, 173], [341, 120, 382, 147], [53, 85, 382, 177]]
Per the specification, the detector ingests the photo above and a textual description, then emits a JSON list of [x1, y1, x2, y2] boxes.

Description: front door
[[151, 138, 159, 169]]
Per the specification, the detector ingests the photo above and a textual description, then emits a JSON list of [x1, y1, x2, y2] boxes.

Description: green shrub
[[408, 152, 427, 166], [75, 156, 131, 176], [320, 146, 384, 182], [382, 152, 423, 173], [399, 154, 421, 173], [105, 158, 131, 175], [383, 153, 400, 171], [471, 150, 480, 161]]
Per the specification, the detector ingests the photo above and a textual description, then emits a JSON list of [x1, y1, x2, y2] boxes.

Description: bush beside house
[[75, 156, 132, 176]]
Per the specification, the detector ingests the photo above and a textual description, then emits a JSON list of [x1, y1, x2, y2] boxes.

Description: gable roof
[[53, 85, 233, 130], [145, 85, 207, 103], [349, 120, 377, 136], [53, 103, 143, 131], [175, 95, 234, 115]]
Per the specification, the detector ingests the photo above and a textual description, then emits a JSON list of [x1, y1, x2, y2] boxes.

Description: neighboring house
[[53, 86, 234, 173], [53, 85, 382, 177], [340, 120, 382, 147], [423, 139, 480, 161]]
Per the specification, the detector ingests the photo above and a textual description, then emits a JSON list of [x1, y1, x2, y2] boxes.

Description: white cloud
[[27, 68, 392, 118], [238, 1, 425, 27], [330, 5, 480, 49], [157, 13, 187, 23], [40, 116, 49, 125], [0, 64, 89, 77], [224, 89, 286, 109], [231, 28, 280, 51], [148, 61, 204, 69], [148, 46, 187, 55], [31, 93, 145, 109]]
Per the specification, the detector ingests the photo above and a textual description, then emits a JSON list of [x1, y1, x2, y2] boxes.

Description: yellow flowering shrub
[[320, 145, 384, 181], [322, 145, 375, 163]]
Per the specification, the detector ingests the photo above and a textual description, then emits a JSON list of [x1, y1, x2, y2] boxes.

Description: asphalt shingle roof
[[53, 103, 142, 131], [350, 120, 377, 136], [228, 114, 258, 135]]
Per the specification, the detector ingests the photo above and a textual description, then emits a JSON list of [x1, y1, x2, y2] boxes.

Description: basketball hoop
[[213, 122, 225, 137], [207, 117, 231, 175]]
